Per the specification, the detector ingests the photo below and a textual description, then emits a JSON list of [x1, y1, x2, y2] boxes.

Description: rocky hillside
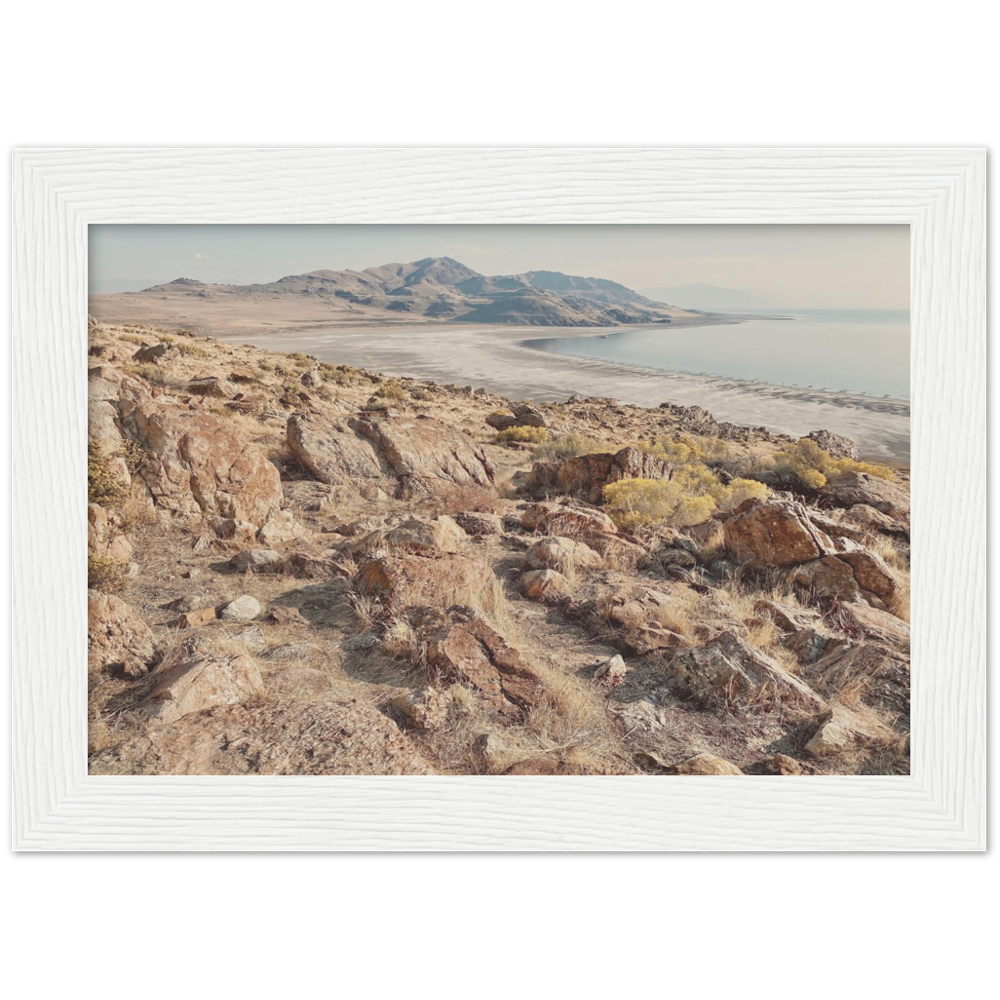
[[89, 257, 699, 332], [87, 319, 911, 776]]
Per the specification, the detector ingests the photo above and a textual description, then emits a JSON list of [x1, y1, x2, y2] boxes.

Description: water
[[524, 309, 910, 400]]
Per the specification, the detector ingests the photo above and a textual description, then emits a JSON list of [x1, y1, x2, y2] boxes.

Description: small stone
[[594, 654, 628, 686], [182, 568, 201, 580], [346, 633, 379, 651], [232, 625, 267, 654], [178, 607, 217, 628], [391, 687, 452, 731], [772, 754, 804, 775], [268, 606, 308, 625], [672, 753, 743, 775], [219, 595, 261, 621], [520, 569, 572, 602], [230, 549, 283, 572]]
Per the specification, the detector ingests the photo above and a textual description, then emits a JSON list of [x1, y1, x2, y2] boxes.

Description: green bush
[[375, 381, 407, 401], [88, 556, 127, 593]]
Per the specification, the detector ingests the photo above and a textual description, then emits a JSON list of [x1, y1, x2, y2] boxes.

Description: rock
[[287, 411, 495, 494], [594, 654, 628, 687], [132, 342, 170, 363], [453, 511, 503, 536], [804, 429, 859, 460], [218, 595, 261, 621], [188, 376, 237, 398], [771, 754, 804, 775], [667, 632, 824, 707], [511, 402, 547, 428], [211, 517, 258, 546], [123, 401, 282, 526], [350, 413, 495, 491], [814, 643, 910, 719], [485, 411, 518, 431], [820, 472, 910, 522], [264, 642, 327, 662], [267, 606, 308, 625], [230, 625, 267, 655], [524, 536, 602, 574], [230, 548, 283, 572], [300, 369, 322, 388], [178, 607, 217, 628], [673, 753, 743, 775], [87, 590, 159, 677], [286, 412, 386, 486], [256, 510, 307, 547], [522, 500, 618, 538], [520, 569, 572, 602], [472, 732, 512, 771], [87, 504, 133, 563], [787, 556, 862, 603], [724, 499, 833, 568], [804, 704, 894, 757], [391, 687, 453, 731], [837, 503, 907, 537], [382, 516, 465, 555], [833, 542, 897, 599], [526, 446, 672, 504], [834, 602, 910, 652], [503, 758, 589, 775], [425, 614, 548, 717], [91, 700, 432, 775], [143, 653, 263, 725], [356, 553, 498, 612]]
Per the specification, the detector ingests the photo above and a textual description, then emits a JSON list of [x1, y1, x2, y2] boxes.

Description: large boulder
[[124, 401, 282, 526], [355, 553, 498, 612], [804, 429, 859, 460], [526, 446, 672, 503], [522, 500, 618, 538], [89, 700, 433, 775], [666, 632, 824, 707], [382, 516, 466, 555], [286, 412, 495, 495], [724, 499, 833, 568], [286, 412, 386, 486], [88, 590, 160, 678], [524, 536, 602, 574], [350, 413, 495, 490], [820, 472, 910, 522], [143, 653, 263, 725], [425, 614, 548, 717]]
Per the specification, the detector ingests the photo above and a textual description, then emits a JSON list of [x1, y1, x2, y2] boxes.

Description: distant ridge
[[105, 257, 700, 328]]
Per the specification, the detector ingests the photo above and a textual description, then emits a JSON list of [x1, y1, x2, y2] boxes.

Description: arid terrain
[[87, 317, 911, 776]]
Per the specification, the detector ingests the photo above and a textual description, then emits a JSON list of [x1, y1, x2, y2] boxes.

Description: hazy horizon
[[89, 224, 909, 310]]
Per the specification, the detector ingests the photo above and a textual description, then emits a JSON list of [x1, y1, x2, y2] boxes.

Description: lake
[[523, 309, 910, 400]]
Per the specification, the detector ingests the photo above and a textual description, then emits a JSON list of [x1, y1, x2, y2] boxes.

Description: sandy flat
[[214, 322, 910, 462]]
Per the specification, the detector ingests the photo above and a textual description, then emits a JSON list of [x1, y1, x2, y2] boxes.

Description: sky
[[89, 224, 909, 309]]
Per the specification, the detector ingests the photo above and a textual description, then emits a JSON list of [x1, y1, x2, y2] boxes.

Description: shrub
[[710, 477, 770, 513], [88, 556, 127, 593], [494, 426, 550, 445], [532, 433, 609, 462], [88, 442, 129, 507], [408, 386, 434, 401], [375, 381, 406, 401], [604, 478, 717, 530], [768, 439, 895, 490], [173, 340, 210, 358]]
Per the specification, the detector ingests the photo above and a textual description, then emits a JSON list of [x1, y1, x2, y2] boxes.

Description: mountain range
[[93, 257, 701, 329]]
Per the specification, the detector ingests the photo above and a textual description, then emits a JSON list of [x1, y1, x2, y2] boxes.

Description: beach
[[217, 320, 911, 462]]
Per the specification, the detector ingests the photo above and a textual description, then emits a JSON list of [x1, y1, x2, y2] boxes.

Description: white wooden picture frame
[[11, 147, 986, 851]]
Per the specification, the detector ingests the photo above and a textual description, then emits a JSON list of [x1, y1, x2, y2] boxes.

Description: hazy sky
[[89, 224, 909, 309]]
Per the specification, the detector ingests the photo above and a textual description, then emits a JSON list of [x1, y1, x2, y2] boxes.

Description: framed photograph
[[12, 147, 985, 850]]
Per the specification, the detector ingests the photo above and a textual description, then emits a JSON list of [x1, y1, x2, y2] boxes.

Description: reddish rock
[[526, 446, 672, 503], [143, 653, 263, 724], [178, 607, 217, 628], [724, 499, 833, 568]]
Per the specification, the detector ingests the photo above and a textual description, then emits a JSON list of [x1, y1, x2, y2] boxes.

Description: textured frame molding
[[11, 148, 986, 851]]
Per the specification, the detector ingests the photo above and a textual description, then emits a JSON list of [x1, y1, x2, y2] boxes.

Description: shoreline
[[209, 320, 910, 462]]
